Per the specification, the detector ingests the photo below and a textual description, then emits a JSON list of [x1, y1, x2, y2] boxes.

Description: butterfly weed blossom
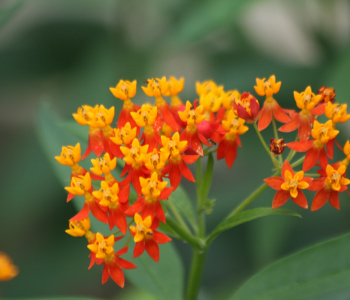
[[55, 75, 349, 298]]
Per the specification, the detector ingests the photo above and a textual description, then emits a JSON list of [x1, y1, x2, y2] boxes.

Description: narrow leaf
[[208, 208, 301, 244]]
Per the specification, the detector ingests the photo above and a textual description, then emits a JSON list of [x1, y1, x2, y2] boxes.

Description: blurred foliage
[[1, 0, 350, 299]]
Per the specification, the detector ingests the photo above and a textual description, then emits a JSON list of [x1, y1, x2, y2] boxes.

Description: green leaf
[[36, 102, 184, 300], [4, 298, 101, 300], [207, 208, 301, 244], [229, 232, 350, 300], [200, 153, 214, 203], [169, 0, 254, 45]]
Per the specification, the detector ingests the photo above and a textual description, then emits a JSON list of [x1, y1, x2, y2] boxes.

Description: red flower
[[234, 92, 260, 124], [264, 160, 312, 209]]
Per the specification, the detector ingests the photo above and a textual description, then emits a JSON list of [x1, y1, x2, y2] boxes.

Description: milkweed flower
[[120, 138, 148, 196], [109, 122, 137, 159], [90, 153, 121, 187], [318, 86, 336, 103], [65, 216, 91, 237], [270, 138, 286, 155], [196, 80, 223, 97], [129, 213, 171, 262], [325, 102, 350, 125], [0, 252, 18, 281], [126, 172, 172, 223], [216, 110, 249, 168], [65, 172, 109, 224], [254, 75, 290, 131], [160, 132, 198, 189], [234, 92, 260, 124], [93, 181, 130, 233], [309, 165, 350, 211], [110, 80, 140, 131], [264, 160, 312, 209], [131, 104, 161, 152], [73, 105, 104, 159], [178, 101, 211, 156], [287, 120, 339, 172], [88, 233, 136, 287], [144, 148, 169, 177], [166, 77, 185, 110], [279, 86, 323, 141], [142, 77, 181, 132]]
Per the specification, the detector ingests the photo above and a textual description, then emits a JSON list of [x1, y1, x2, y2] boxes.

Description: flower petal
[[292, 190, 308, 209], [311, 188, 331, 211], [264, 177, 284, 190], [272, 190, 290, 209]]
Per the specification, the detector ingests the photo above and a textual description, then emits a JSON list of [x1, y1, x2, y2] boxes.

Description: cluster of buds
[[56, 75, 349, 287]]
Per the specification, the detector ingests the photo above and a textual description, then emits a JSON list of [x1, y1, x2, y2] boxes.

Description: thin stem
[[204, 147, 218, 156], [253, 122, 272, 157], [272, 117, 283, 164], [227, 170, 280, 218], [165, 217, 204, 250], [304, 173, 319, 177], [123, 234, 132, 247], [286, 133, 299, 162], [185, 249, 207, 300], [167, 199, 191, 234], [291, 156, 305, 168]]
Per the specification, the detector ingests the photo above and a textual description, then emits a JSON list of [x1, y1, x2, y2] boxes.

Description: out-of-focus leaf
[[208, 208, 301, 244], [59, 120, 88, 142], [169, 0, 255, 45], [229, 233, 350, 300], [0, 0, 24, 28], [37, 102, 184, 300]]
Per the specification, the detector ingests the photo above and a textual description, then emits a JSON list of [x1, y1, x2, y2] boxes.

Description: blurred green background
[[1, 0, 350, 299]]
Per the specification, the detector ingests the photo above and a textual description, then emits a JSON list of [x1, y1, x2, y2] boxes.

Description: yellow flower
[[344, 141, 350, 160], [121, 138, 149, 167], [110, 80, 137, 100], [178, 101, 205, 127], [110, 122, 137, 146], [140, 172, 168, 199], [130, 104, 157, 127], [222, 110, 248, 139], [87, 105, 115, 128], [311, 120, 339, 145], [93, 181, 120, 207], [200, 92, 222, 113], [129, 213, 153, 242], [142, 77, 169, 98], [161, 123, 172, 137], [55, 143, 81, 166], [90, 153, 117, 176], [160, 132, 187, 158], [254, 75, 281, 97], [325, 102, 350, 124], [87, 233, 114, 260], [166, 77, 184, 96], [65, 173, 92, 196], [73, 105, 97, 126], [144, 148, 169, 172], [65, 217, 91, 237], [294, 86, 322, 111], [0, 252, 18, 281], [325, 165, 350, 191], [281, 170, 309, 198], [196, 80, 223, 97], [222, 90, 241, 110]]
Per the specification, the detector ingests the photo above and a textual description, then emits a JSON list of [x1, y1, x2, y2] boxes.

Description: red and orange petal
[[217, 136, 240, 169], [180, 126, 211, 157], [258, 100, 290, 131], [118, 106, 141, 135], [70, 199, 109, 224], [141, 129, 162, 152], [82, 127, 104, 160], [156, 101, 181, 132]]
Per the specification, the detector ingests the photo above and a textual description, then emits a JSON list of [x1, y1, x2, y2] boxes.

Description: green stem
[[291, 156, 305, 168], [272, 117, 283, 164], [165, 217, 204, 250], [185, 249, 207, 300], [123, 234, 132, 247], [253, 122, 272, 157], [226, 170, 280, 218], [304, 173, 319, 177], [167, 199, 191, 233], [204, 147, 218, 156], [113, 219, 134, 235], [286, 133, 299, 162]]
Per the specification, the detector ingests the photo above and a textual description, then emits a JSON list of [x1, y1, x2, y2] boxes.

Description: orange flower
[[264, 160, 312, 209], [318, 86, 336, 103], [129, 213, 171, 262], [0, 252, 18, 281], [309, 165, 350, 211], [234, 92, 260, 123], [279, 86, 324, 141], [254, 75, 281, 98]]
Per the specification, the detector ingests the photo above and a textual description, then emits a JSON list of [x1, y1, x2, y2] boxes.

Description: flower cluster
[[0, 252, 18, 281], [56, 75, 349, 287]]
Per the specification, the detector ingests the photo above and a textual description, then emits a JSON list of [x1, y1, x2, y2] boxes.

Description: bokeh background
[[1, 0, 350, 299]]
